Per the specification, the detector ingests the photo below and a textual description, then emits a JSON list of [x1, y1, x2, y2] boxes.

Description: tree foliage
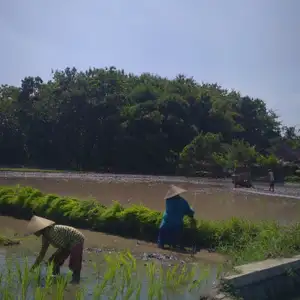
[[0, 66, 298, 174]]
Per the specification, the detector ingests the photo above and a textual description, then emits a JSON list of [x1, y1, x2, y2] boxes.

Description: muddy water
[[0, 249, 219, 299], [1, 175, 300, 223], [0, 217, 222, 299]]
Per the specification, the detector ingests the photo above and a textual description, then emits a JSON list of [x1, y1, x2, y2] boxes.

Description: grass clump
[[0, 185, 300, 265], [0, 235, 6, 244], [0, 251, 213, 299], [0, 234, 20, 246]]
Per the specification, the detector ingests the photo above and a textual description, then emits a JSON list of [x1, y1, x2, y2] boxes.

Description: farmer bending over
[[158, 185, 195, 249], [28, 215, 85, 284]]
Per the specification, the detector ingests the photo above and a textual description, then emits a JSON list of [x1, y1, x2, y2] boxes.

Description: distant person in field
[[268, 169, 275, 192], [27, 215, 85, 284], [157, 185, 195, 250]]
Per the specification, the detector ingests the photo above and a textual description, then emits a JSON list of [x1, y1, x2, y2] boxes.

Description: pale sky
[[0, 0, 299, 126]]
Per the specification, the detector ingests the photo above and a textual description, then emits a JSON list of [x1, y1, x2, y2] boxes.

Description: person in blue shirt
[[157, 185, 195, 249]]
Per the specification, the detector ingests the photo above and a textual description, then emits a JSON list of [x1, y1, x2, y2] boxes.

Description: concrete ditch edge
[[213, 255, 300, 300]]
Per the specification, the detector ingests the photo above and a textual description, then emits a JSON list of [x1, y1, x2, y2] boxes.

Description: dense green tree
[[179, 132, 223, 173], [0, 66, 297, 175]]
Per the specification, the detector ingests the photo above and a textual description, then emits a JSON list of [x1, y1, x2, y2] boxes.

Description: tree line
[[0, 66, 299, 176]]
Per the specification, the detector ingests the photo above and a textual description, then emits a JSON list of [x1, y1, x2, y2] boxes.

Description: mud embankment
[[0, 216, 226, 266]]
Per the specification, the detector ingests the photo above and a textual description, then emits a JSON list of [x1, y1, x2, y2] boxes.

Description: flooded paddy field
[[0, 217, 223, 299], [0, 173, 300, 223], [1, 172, 300, 298]]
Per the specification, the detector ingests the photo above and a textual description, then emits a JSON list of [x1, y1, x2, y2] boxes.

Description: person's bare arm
[[31, 236, 50, 270]]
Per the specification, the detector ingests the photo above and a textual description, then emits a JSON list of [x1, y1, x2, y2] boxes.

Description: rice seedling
[[0, 234, 20, 246], [0, 251, 217, 300]]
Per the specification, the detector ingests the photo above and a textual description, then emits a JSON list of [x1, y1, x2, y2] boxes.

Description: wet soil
[[0, 216, 226, 265]]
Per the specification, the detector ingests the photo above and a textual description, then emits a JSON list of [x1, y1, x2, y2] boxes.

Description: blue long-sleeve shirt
[[160, 196, 195, 229]]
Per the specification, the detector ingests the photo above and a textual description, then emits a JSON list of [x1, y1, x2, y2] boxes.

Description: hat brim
[[164, 186, 187, 200], [26, 216, 55, 235]]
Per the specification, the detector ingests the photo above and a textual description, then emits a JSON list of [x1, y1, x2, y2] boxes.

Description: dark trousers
[[157, 226, 183, 248], [47, 242, 83, 282]]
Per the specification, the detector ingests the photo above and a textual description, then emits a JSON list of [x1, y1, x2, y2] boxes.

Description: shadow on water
[[0, 245, 222, 299]]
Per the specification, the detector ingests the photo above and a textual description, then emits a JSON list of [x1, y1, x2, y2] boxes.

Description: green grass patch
[[0, 185, 300, 265]]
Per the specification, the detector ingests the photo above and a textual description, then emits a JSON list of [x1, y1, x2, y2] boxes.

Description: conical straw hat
[[26, 215, 55, 235], [164, 185, 187, 200]]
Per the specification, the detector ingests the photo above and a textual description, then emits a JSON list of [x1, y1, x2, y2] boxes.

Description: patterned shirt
[[41, 225, 85, 251]]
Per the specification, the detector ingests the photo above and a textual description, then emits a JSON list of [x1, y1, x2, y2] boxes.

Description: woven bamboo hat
[[26, 215, 55, 235], [164, 185, 187, 200]]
